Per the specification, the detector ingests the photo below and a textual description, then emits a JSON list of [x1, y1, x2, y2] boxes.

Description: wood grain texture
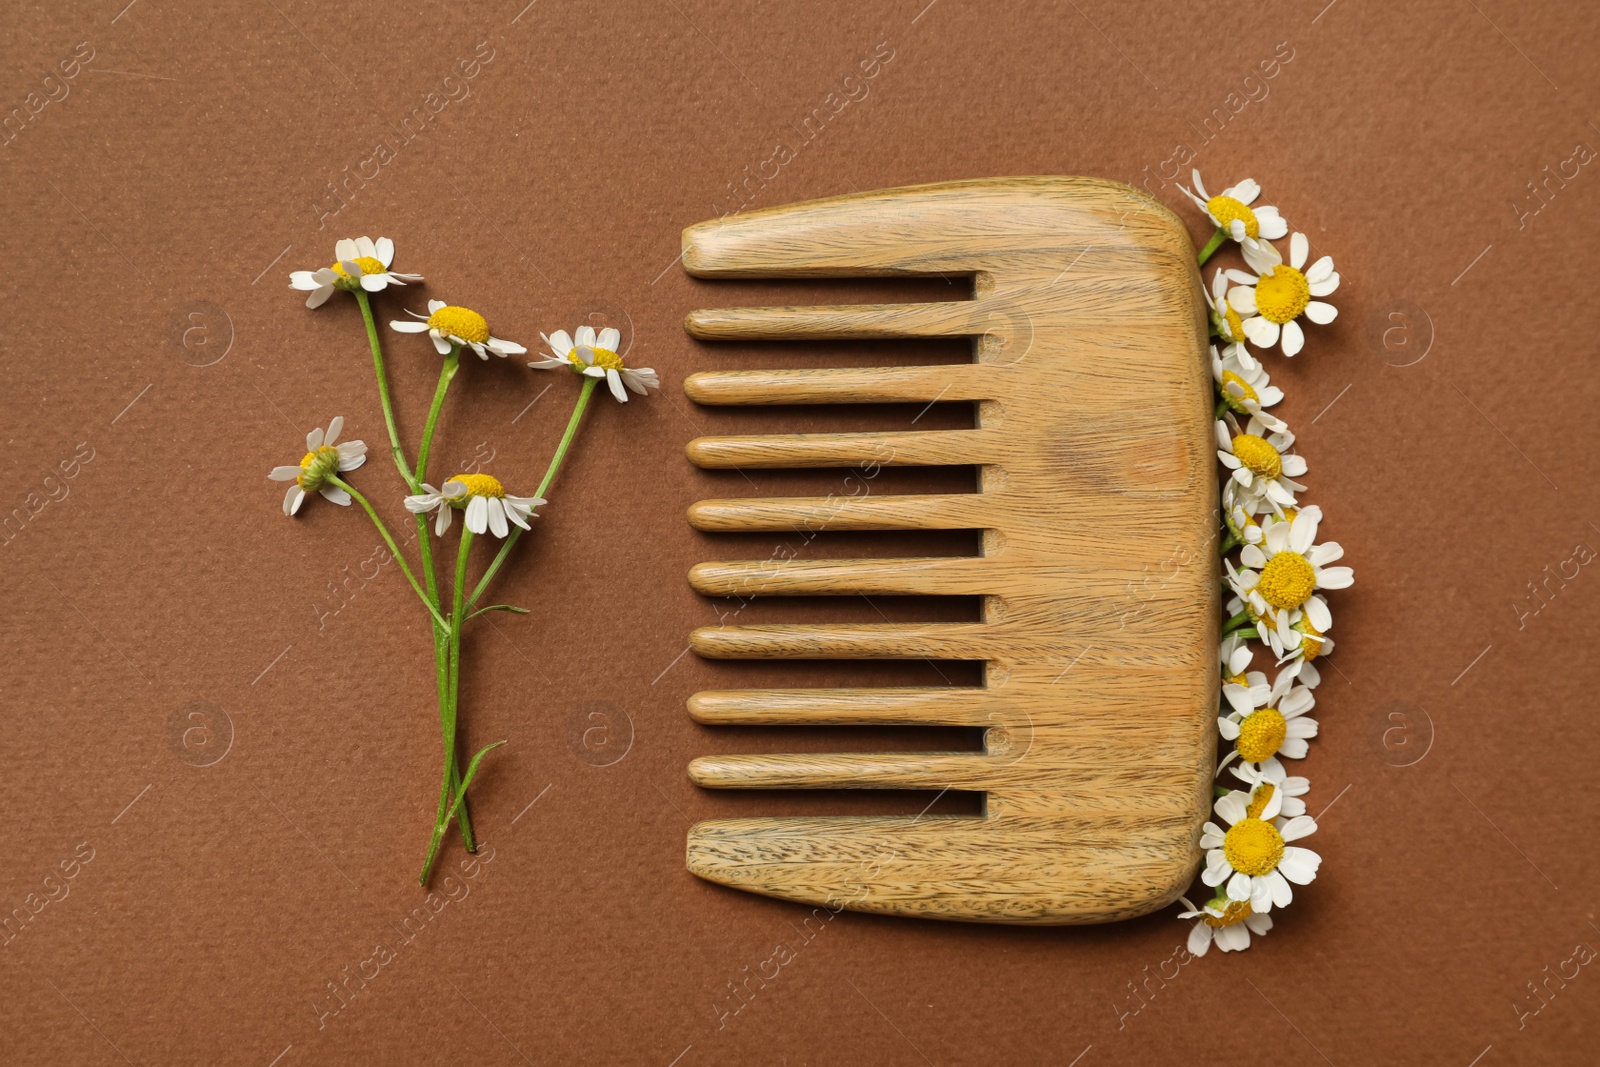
[[680, 177, 1216, 924]]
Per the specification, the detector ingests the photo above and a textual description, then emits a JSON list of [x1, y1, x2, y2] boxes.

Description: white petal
[[360, 272, 387, 292], [306, 427, 324, 451], [283, 485, 302, 515], [575, 325, 596, 347], [319, 485, 351, 506], [1278, 846, 1321, 883], [428, 299, 446, 312], [465, 495, 489, 534], [1227, 871, 1252, 902], [1265, 870, 1293, 907], [325, 416, 344, 445], [1279, 816, 1318, 843], [1316, 566, 1354, 589], [1289, 232, 1308, 269], [607, 368, 628, 403], [1228, 286, 1258, 314], [1280, 319, 1304, 357], [431, 333, 453, 355], [1242, 317, 1279, 348], [597, 327, 621, 351], [487, 498, 509, 538], [1304, 596, 1332, 632], [375, 236, 395, 267], [390, 320, 429, 333], [435, 505, 453, 536], [1188, 923, 1213, 956], [1305, 301, 1338, 325], [289, 271, 320, 290], [1308, 273, 1341, 297], [1305, 255, 1334, 283], [334, 238, 358, 261], [269, 465, 302, 481]]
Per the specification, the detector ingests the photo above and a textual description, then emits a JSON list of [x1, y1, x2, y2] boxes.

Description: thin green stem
[[355, 290, 417, 492], [416, 346, 460, 488], [1221, 609, 1254, 634], [467, 376, 599, 611], [330, 476, 449, 634], [420, 528, 475, 885], [1196, 227, 1227, 266]]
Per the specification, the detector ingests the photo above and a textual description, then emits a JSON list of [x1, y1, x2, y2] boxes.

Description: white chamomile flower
[[289, 236, 422, 309], [1222, 480, 1269, 549], [530, 325, 660, 403], [405, 473, 544, 539], [1200, 780, 1320, 912], [1182, 171, 1289, 244], [268, 417, 367, 516], [391, 300, 527, 360], [1237, 505, 1351, 627], [1230, 762, 1311, 818], [1216, 416, 1305, 510], [1219, 664, 1318, 779], [1220, 631, 1254, 683], [1205, 270, 1254, 349], [1178, 894, 1273, 955], [1227, 234, 1340, 357], [1212, 344, 1285, 431]]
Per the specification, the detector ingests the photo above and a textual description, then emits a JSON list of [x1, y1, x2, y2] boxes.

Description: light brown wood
[[680, 177, 1217, 924]]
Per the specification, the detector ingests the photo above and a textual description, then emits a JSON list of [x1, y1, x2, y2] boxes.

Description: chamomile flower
[[1182, 172, 1289, 243], [1216, 416, 1306, 510], [1236, 506, 1352, 627], [1220, 631, 1254, 684], [1219, 664, 1318, 778], [1222, 481, 1268, 549], [1230, 762, 1311, 818], [1205, 271, 1252, 348], [268, 417, 367, 516], [405, 473, 544, 539], [1178, 894, 1273, 955], [1200, 780, 1320, 911], [390, 300, 527, 360], [530, 325, 660, 402], [289, 236, 422, 308], [1228, 234, 1340, 357], [1212, 344, 1285, 430]]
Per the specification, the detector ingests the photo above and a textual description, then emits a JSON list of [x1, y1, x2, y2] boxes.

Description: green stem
[[1221, 609, 1254, 634], [329, 476, 449, 634], [416, 346, 460, 488], [420, 528, 475, 885], [1196, 227, 1227, 266], [466, 376, 599, 610], [355, 290, 417, 492]]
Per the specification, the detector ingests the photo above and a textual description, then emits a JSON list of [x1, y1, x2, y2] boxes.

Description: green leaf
[[466, 603, 531, 621], [442, 741, 506, 828]]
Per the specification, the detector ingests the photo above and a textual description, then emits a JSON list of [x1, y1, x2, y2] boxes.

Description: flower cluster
[[1175, 176, 1353, 955], [269, 236, 658, 886]]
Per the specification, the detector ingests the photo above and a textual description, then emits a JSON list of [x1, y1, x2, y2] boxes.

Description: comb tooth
[[688, 494, 992, 532], [690, 557, 998, 597], [684, 301, 986, 340], [688, 687, 1005, 726], [686, 429, 996, 468], [688, 752, 1005, 791], [684, 363, 1001, 405], [691, 622, 995, 660]]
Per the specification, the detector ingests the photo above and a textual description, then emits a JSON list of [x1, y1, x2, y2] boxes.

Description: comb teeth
[[682, 177, 1217, 924]]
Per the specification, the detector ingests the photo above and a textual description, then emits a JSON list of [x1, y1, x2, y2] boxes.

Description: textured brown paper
[[2, 0, 1597, 1064]]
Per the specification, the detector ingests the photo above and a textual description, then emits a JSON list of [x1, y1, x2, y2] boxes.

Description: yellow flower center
[[1246, 783, 1276, 819], [1203, 898, 1254, 928], [296, 445, 340, 489], [1222, 305, 1247, 342], [330, 256, 387, 278], [570, 345, 625, 372], [1231, 434, 1282, 479], [1223, 817, 1284, 876], [1219, 370, 1258, 414], [427, 306, 491, 344], [1258, 551, 1316, 610], [1207, 195, 1259, 239], [1236, 708, 1287, 762], [1253, 265, 1311, 325], [448, 472, 505, 498]]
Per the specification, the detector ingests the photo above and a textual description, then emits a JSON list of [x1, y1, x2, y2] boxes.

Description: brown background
[[3, 0, 1599, 1064]]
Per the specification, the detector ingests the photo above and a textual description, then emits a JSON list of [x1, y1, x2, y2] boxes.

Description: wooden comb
[[680, 177, 1217, 924]]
